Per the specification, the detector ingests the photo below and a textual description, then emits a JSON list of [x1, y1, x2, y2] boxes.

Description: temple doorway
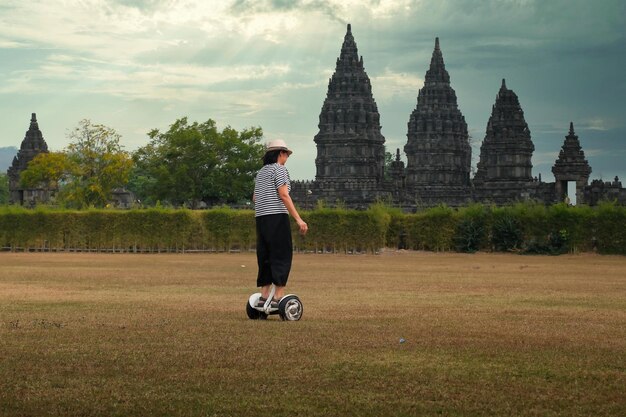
[[566, 181, 577, 205]]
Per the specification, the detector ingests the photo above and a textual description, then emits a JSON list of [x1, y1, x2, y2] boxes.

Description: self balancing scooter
[[246, 284, 303, 321]]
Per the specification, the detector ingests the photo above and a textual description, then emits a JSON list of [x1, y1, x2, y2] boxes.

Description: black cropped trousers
[[256, 214, 293, 287]]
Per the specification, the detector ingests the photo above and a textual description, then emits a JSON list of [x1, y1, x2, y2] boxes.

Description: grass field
[[1, 251, 625, 417]]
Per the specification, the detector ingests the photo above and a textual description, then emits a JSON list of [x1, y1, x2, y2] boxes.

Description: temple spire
[[501, 78, 507, 90], [339, 22, 359, 63], [425, 37, 449, 84], [30, 113, 39, 129], [19, 112, 47, 151], [569, 121, 575, 135]]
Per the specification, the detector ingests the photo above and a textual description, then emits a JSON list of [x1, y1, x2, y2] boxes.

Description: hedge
[[0, 206, 389, 254], [0, 202, 624, 254]]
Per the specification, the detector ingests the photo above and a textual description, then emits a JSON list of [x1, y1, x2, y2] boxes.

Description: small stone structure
[[552, 122, 592, 203], [110, 188, 136, 208]]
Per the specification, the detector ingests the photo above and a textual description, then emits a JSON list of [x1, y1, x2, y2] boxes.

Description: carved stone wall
[[583, 177, 626, 206]]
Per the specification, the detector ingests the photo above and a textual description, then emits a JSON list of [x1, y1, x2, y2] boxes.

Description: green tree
[[384, 149, 394, 180], [20, 120, 133, 208], [0, 173, 9, 204], [130, 118, 264, 208], [20, 152, 72, 190]]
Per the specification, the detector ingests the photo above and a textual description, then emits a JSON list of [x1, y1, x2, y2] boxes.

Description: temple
[[292, 24, 388, 208], [7, 113, 56, 206], [404, 37, 472, 206], [473, 79, 536, 204], [291, 24, 626, 209]]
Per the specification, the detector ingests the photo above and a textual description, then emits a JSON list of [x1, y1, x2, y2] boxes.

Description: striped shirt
[[254, 163, 291, 217]]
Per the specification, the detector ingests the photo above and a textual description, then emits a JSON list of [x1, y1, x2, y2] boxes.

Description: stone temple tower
[[313, 24, 386, 183], [7, 113, 54, 205], [404, 37, 472, 205], [304, 24, 388, 207], [552, 122, 591, 203], [474, 79, 535, 203]]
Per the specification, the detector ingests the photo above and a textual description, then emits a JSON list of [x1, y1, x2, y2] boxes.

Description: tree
[[20, 152, 72, 190], [0, 173, 9, 204], [384, 149, 394, 181], [130, 118, 264, 208], [20, 120, 133, 208]]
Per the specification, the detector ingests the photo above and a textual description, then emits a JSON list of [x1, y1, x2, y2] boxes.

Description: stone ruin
[[7, 113, 56, 206], [291, 24, 626, 210]]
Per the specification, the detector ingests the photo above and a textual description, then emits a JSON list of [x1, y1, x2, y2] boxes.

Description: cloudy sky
[[1, 0, 624, 182]]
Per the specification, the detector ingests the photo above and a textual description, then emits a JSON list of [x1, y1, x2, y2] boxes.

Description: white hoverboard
[[246, 284, 303, 321]]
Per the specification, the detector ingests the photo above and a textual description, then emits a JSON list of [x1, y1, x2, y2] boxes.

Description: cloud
[[0, 1, 239, 61], [0, 38, 29, 48], [2, 52, 292, 103], [580, 118, 611, 132], [230, 0, 343, 23], [370, 68, 423, 103]]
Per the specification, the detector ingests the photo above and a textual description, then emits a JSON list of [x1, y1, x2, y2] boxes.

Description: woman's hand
[[297, 219, 308, 235]]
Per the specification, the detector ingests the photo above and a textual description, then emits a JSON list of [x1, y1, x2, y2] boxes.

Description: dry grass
[[1, 251, 625, 417]]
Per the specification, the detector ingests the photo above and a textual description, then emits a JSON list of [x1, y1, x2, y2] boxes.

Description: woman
[[253, 139, 308, 308]]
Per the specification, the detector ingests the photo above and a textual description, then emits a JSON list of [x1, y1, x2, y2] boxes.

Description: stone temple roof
[[20, 113, 48, 152], [424, 37, 450, 85], [8, 113, 49, 178]]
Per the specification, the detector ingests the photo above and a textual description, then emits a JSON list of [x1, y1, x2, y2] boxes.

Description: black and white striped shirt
[[254, 163, 291, 217]]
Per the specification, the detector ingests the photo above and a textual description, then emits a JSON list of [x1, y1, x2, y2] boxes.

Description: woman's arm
[[278, 185, 308, 235]]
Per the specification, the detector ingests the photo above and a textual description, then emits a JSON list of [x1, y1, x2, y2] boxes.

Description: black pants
[[256, 214, 293, 287]]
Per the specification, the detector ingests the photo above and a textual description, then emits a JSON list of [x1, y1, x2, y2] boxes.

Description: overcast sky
[[1, 0, 624, 182]]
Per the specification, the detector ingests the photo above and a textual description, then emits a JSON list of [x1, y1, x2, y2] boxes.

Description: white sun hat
[[266, 139, 293, 155]]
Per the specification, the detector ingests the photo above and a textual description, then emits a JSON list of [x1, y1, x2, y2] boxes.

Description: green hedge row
[[0, 206, 389, 253], [0, 207, 257, 253], [0, 202, 624, 254], [394, 202, 625, 255], [293, 205, 390, 253]]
